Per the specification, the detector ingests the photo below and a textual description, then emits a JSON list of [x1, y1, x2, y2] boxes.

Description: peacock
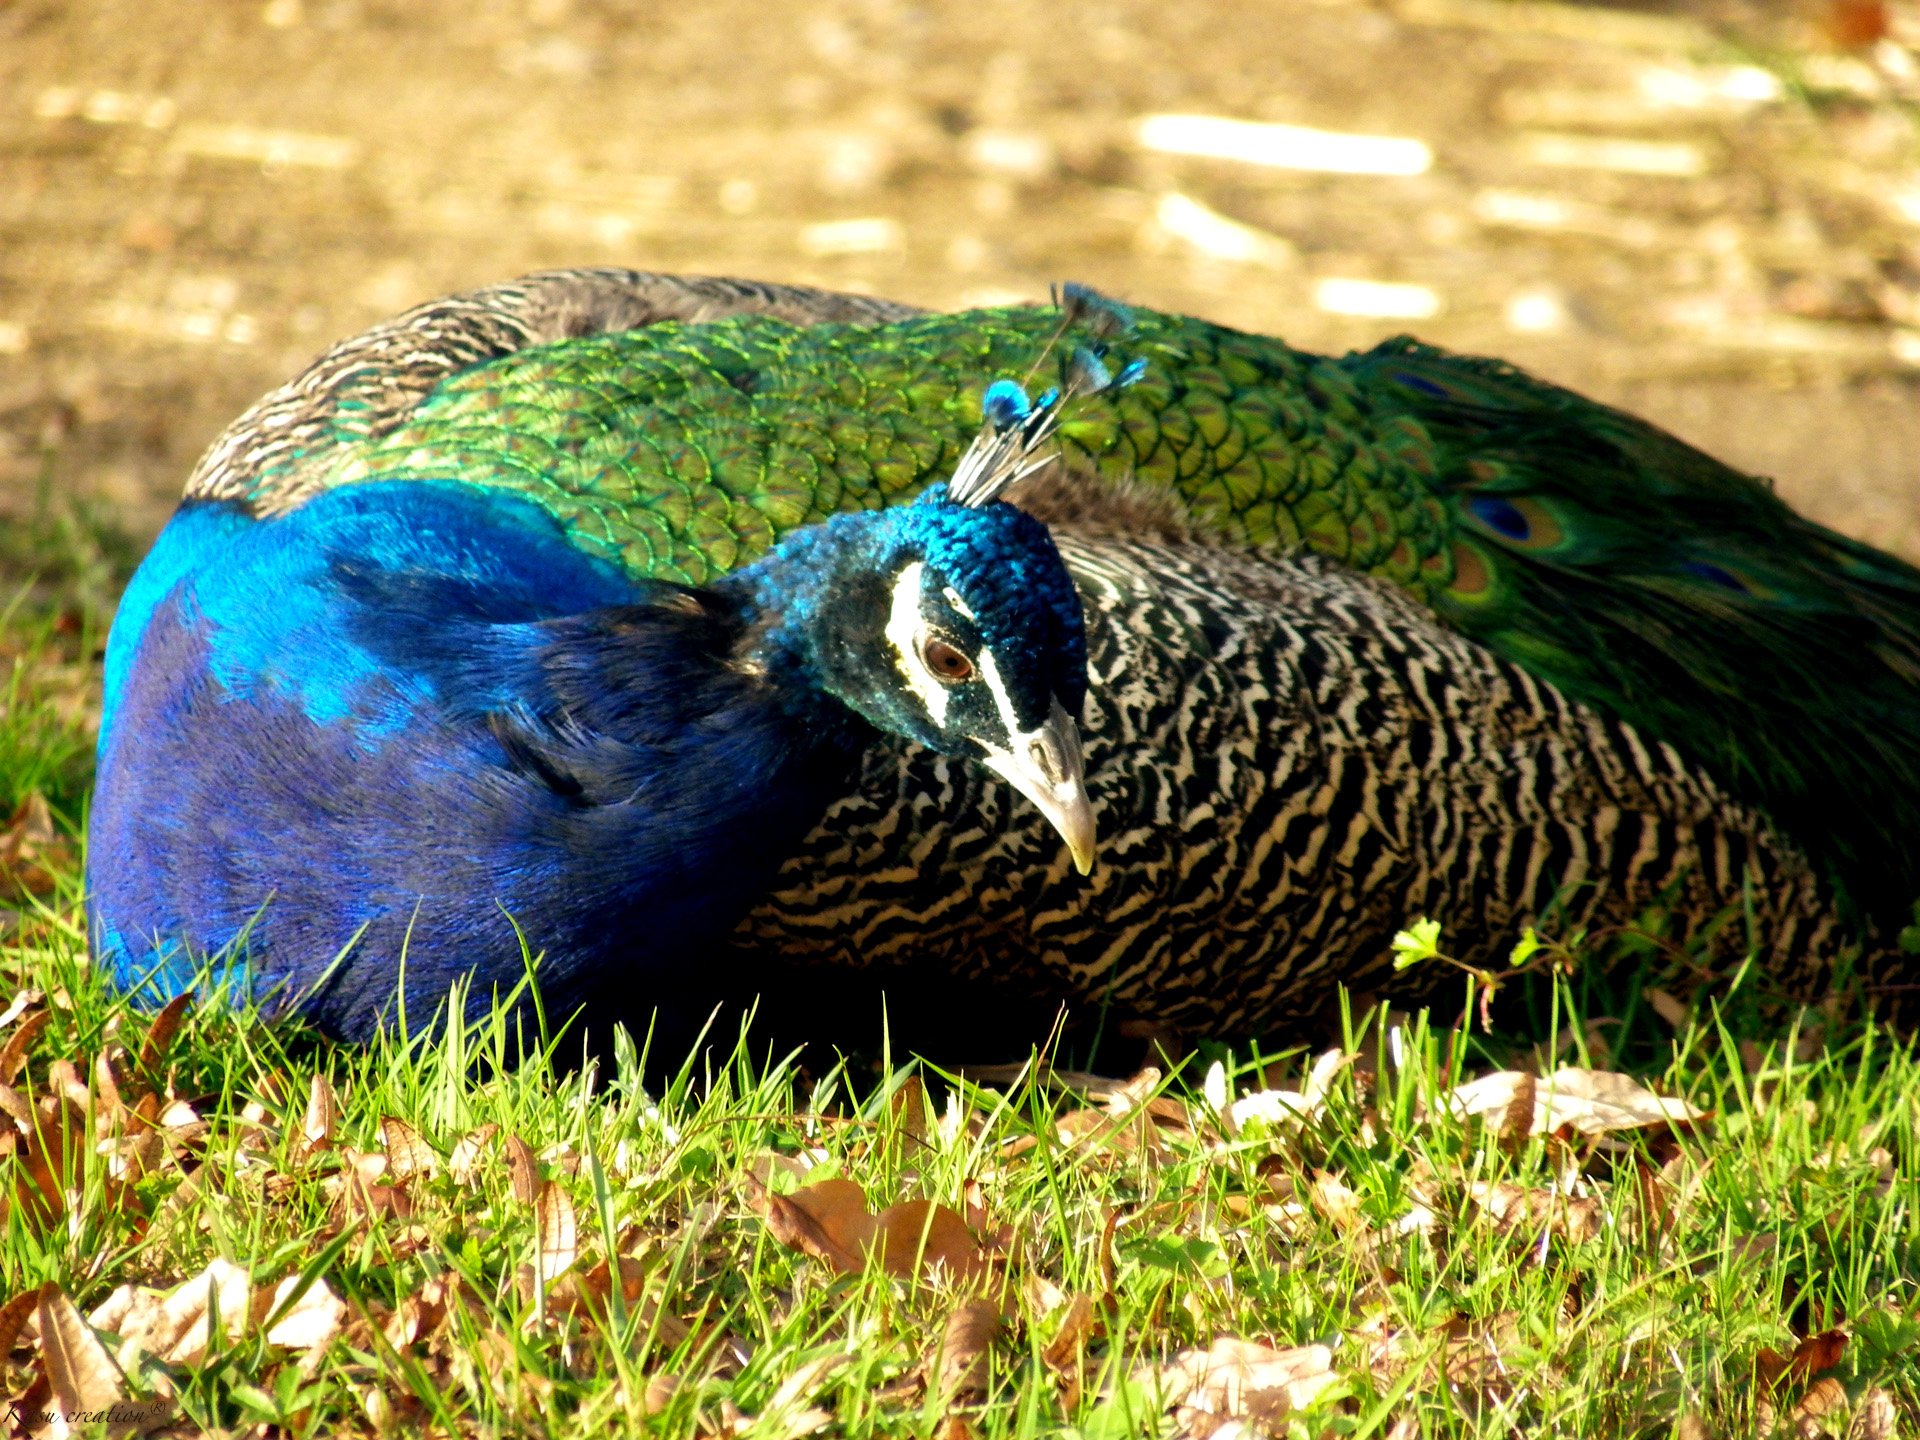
[[87, 268, 1920, 1049]]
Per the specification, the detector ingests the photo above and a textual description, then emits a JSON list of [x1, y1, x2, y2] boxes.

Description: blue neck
[[714, 510, 895, 737], [88, 481, 876, 1040]]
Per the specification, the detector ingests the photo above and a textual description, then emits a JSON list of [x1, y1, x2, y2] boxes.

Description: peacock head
[[730, 354, 1144, 877], [736, 486, 1095, 873]]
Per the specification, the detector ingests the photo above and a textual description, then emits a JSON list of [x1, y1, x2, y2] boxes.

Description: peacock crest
[[946, 283, 1147, 509]]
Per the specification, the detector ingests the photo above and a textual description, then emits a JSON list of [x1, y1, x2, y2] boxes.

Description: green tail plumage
[[205, 275, 1920, 928]]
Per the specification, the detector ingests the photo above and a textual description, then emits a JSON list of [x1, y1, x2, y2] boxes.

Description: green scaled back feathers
[[278, 301, 1920, 926]]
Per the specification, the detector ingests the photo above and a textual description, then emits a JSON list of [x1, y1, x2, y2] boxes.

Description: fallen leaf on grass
[[115, 1257, 253, 1366], [380, 1117, 437, 1181], [1138, 1337, 1339, 1436], [1446, 1068, 1706, 1141], [328, 1149, 415, 1225], [0, 1011, 49, 1086], [448, 1123, 499, 1187], [301, 1074, 340, 1154], [1463, 1182, 1603, 1244], [1221, 1048, 1354, 1136], [1038, 1293, 1098, 1409], [933, 1297, 1000, 1401], [8, 1092, 90, 1233], [548, 1253, 650, 1322], [890, 1074, 930, 1148], [0, 794, 72, 897], [260, 1275, 346, 1351], [37, 1284, 127, 1423], [1056, 1068, 1200, 1160], [0, 989, 44, 1032], [535, 1179, 578, 1288], [1757, 1328, 1847, 1391], [1851, 1387, 1899, 1440], [1647, 987, 1691, 1030], [759, 1350, 852, 1438], [1305, 1171, 1365, 1231], [135, 995, 191, 1079], [0, 1287, 39, 1357], [382, 1273, 488, 1350], [1795, 1375, 1849, 1425], [756, 1176, 990, 1284], [1438, 1311, 1533, 1395], [504, 1132, 540, 1204]]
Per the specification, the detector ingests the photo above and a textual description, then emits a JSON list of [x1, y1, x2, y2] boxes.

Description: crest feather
[[947, 284, 1145, 510]]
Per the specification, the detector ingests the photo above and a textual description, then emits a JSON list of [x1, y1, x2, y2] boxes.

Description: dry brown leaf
[[235, 1098, 275, 1153], [121, 1258, 253, 1366], [0, 794, 70, 897], [550, 1254, 650, 1324], [1140, 1337, 1339, 1432], [1446, 1067, 1707, 1139], [504, 1132, 540, 1204], [1440, 1311, 1529, 1394], [872, 1200, 989, 1284], [0, 989, 43, 1032], [1758, 1328, 1848, 1392], [747, 1151, 816, 1191], [535, 1180, 578, 1289], [1497, 1072, 1538, 1152], [1851, 1387, 1899, 1440], [1464, 1182, 1603, 1244], [1231, 1048, 1352, 1135], [37, 1284, 127, 1422], [0, 1011, 48, 1089], [86, 1285, 144, 1337], [91, 1051, 127, 1121], [934, 1298, 1000, 1400], [1109, 1066, 1165, 1110], [449, 1123, 499, 1186], [136, 995, 191, 1079], [0, 1287, 39, 1358], [1796, 1376, 1849, 1424], [641, 1372, 681, 1415], [759, 1178, 989, 1284], [259, 1274, 345, 1352], [156, 1098, 206, 1150], [380, 1116, 437, 1181], [890, 1075, 929, 1147], [1225, 1089, 1312, 1132], [15, 1093, 88, 1233], [45, 1059, 87, 1109], [0, 1080, 32, 1131], [382, 1273, 485, 1350], [761, 1177, 876, 1273], [759, 1350, 851, 1438], [328, 1148, 414, 1226], [302, 1073, 340, 1153], [1039, 1293, 1098, 1409], [1674, 1415, 1713, 1440], [109, 1126, 168, 1185], [1307, 1171, 1364, 1232]]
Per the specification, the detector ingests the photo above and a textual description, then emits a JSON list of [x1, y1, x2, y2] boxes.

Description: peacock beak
[[981, 700, 1097, 876]]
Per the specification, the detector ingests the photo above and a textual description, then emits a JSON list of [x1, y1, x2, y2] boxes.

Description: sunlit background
[[3, 0, 1918, 571]]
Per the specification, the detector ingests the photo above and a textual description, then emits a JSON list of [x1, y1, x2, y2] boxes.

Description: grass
[[0, 551, 1914, 1438]]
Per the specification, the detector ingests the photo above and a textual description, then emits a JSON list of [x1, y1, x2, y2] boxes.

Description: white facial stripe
[[972, 646, 1024, 744], [943, 585, 975, 621], [884, 561, 949, 727]]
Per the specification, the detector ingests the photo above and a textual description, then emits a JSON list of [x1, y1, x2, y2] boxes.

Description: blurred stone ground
[[2, 0, 1917, 585]]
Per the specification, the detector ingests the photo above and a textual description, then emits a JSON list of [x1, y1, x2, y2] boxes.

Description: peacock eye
[[921, 635, 975, 684]]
